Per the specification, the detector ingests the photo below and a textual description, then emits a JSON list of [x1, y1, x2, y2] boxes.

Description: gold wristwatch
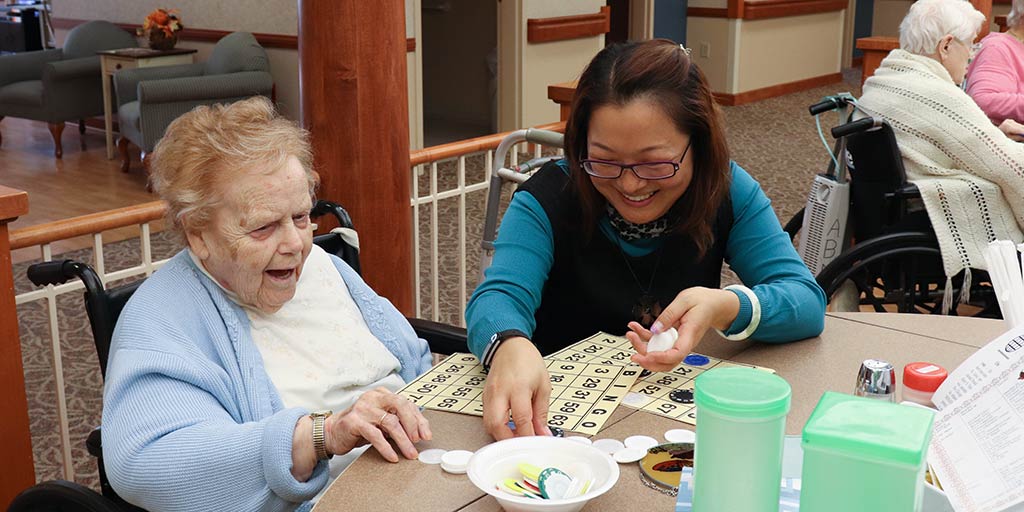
[[310, 410, 333, 461]]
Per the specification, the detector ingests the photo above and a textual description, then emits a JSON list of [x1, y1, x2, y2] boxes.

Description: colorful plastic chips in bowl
[[467, 436, 620, 512]]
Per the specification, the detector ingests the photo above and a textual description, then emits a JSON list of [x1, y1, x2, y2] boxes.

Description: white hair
[[899, 0, 986, 55], [1010, 0, 1023, 29]]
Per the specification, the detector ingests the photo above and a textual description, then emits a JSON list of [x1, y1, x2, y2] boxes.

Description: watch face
[[312, 410, 332, 417]]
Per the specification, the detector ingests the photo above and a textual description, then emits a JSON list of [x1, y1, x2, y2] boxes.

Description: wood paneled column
[[298, 0, 413, 313], [0, 185, 32, 509]]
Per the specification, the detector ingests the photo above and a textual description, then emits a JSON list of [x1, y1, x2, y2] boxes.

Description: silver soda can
[[854, 359, 896, 401]]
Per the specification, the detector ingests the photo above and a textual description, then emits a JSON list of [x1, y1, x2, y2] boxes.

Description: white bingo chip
[[613, 447, 647, 463], [665, 429, 696, 444], [592, 438, 625, 455], [624, 435, 659, 450], [417, 448, 447, 465], [440, 449, 474, 474], [647, 327, 679, 353]]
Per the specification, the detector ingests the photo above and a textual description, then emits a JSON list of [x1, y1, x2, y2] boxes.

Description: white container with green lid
[[799, 391, 935, 512], [693, 366, 792, 512]]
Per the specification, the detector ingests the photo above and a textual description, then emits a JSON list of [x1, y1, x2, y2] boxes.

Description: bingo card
[[546, 332, 775, 425], [398, 352, 641, 435]]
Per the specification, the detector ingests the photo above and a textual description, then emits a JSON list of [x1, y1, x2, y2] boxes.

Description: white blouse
[[190, 245, 406, 481]]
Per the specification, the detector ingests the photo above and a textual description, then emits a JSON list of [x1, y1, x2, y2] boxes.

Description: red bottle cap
[[903, 362, 948, 392]]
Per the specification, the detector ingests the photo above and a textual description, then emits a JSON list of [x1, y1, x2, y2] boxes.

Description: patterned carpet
[[14, 69, 862, 489]]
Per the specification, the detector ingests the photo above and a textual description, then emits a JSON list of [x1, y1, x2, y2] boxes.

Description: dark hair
[[564, 39, 731, 256]]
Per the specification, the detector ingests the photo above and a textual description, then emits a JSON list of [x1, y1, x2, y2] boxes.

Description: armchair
[[114, 32, 273, 172], [0, 20, 136, 158]]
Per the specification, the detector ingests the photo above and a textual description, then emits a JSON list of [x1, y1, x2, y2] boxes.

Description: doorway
[[420, 0, 498, 146]]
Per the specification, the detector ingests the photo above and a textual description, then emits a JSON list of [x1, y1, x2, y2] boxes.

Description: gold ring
[[378, 412, 389, 426]]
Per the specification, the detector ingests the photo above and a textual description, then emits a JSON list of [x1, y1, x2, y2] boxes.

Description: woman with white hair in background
[[967, 0, 1024, 137], [857, 0, 1024, 306]]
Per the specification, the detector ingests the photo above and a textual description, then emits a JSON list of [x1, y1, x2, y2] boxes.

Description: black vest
[[517, 162, 733, 355]]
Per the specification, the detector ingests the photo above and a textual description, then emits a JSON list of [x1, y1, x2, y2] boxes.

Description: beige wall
[[993, 3, 1012, 34], [872, 0, 912, 37], [498, 0, 606, 130], [52, 0, 298, 35], [688, 11, 844, 95], [686, 17, 736, 93], [688, 0, 728, 10], [736, 11, 845, 92]]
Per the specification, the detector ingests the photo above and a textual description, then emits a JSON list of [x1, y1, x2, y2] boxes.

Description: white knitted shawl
[[858, 49, 1024, 301]]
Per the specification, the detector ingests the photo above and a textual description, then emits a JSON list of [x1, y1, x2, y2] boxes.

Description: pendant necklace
[[615, 239, 664, 329]]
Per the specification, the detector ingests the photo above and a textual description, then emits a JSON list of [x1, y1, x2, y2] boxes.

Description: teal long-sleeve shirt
[[465, 161, 825, 360]]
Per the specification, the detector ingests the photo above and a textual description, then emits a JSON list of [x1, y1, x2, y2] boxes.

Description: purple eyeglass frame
[[580, 140, 692, 180]]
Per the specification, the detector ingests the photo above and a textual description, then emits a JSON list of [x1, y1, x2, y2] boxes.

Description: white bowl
[[467, 436, 620, 512]]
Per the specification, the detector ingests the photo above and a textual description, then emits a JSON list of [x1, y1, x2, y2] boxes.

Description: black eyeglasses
[[581, 140, 692, 180]]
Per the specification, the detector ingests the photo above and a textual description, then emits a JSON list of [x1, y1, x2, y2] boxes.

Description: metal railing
[[10, 201, 168, 481], [408, 122, 564, 325]]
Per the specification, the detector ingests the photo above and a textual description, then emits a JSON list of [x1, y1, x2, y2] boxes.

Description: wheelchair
[[10, 201, 469, 512], [786, 95, 999, 316]]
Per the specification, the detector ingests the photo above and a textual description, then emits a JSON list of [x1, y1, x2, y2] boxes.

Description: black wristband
[[482, 329, 529, 367]]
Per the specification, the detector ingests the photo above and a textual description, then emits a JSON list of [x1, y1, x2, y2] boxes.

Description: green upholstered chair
[[113, 31, 273, 172], [0, 20, 136, 157]]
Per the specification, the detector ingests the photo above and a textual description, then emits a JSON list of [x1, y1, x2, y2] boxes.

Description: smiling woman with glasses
[[465, 39, 826, 442]]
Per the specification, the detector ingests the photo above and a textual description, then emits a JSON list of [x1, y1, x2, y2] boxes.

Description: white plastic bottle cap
[[440, 449, 474, 474], [613, 447, 647, 463], [664, 429, 696, 444], [624, 435, 659, 450], [592, 438, 625, 455], [418, 448, 446, 464]]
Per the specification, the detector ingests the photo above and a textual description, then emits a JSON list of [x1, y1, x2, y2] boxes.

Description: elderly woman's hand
[[999, 119, 1024, 142], [626, 287, 740, 372], [326, 388, 432, 463]]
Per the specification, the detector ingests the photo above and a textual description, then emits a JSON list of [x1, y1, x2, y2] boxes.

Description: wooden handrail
[[9, 201, 167, 250], [9, 126, 569, 250], [527, 6, 610, 44], [409, 122, 565, 167], [0, 186, 28, 222]]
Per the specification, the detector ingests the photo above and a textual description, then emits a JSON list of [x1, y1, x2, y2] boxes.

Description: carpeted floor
[[14, 69, 862, 489]]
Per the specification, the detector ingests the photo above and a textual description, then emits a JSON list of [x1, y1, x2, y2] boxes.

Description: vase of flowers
[[137, 8, 183, 51]]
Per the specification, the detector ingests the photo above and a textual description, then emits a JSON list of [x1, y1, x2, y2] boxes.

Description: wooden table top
[[314, 313, 1002, 511]]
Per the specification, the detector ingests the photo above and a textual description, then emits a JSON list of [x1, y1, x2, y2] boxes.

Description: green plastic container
[[800, 392, 935, 512], [693, 367, 792, 512]]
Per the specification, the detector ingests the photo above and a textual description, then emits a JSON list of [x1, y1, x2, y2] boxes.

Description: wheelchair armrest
[[87, 427, 102, 458], [408, 317, 468, 356], [890, 183, 920, 199]]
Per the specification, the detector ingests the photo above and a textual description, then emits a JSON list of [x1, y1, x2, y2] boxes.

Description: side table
[[97, 47, 197, 160]]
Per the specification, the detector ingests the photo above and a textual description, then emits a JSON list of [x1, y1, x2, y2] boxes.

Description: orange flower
[[141, 8, 183, 35], [150, 10, 169, 26]]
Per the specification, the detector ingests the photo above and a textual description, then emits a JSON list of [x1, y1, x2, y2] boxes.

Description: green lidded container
[[800, 391, 935, 512], [693, 367, 791, 512]]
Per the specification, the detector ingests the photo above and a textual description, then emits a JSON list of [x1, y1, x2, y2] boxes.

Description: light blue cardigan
[[101, 250, 432, 511]]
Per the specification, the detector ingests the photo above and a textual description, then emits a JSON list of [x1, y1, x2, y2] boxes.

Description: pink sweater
[[966, 32, 1024, 124]]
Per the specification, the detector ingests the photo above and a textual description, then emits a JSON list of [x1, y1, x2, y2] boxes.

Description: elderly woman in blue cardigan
[[101, 97, 433, 511]]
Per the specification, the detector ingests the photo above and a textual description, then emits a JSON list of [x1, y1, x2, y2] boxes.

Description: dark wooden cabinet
[[0, 8, 42, 52]]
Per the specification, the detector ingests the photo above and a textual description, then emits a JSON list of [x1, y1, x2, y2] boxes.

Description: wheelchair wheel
[[8, 480, 123, 512], [816, 232, 999, 316]]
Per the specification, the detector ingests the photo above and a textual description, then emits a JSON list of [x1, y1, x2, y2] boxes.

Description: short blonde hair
[[1010, 0, 1023, 29], [899, 0, 986, 55], [150, 96, 318, 238]]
